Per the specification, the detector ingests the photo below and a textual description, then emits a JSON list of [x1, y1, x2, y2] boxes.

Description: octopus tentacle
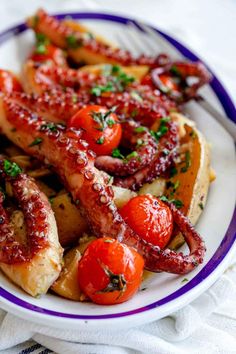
[[151, 61, 212, 101], [128, 202, 206, 274], [95, 120, 158, 176], [27, 9, 165, 67], [114, 119, 178, 190], [0, 95, 205, 274], [0, 169, 49, 263], [0, 95, 130, 240], [22, 61, 177, 127], [0, 159, 63, 296]]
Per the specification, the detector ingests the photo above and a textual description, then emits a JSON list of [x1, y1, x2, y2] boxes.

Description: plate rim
[[0, 11, 235, 325]]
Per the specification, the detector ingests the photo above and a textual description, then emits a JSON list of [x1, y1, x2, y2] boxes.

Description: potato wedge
[[113, 185, 137, 208], [51, 237, 95, 300], [167, 113, 211, 249], [51, 193, 88, 247]]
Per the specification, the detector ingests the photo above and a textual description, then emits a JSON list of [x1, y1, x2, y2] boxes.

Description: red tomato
[[68, 105, 122, 156], [0, 69, 22, 93], [78, 237, 144, 305], [120, 195, 173, 249], [29, 44, 66, 66]]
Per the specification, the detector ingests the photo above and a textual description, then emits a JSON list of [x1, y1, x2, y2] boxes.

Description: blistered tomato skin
[[68, 105, 122, 156], [78, 237, 144, 305], [120, 195, 173, 249]]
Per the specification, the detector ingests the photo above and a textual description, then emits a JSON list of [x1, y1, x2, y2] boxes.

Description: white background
[[0, 0, 235, 104]]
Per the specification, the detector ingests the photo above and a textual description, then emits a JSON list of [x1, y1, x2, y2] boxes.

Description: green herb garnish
[[170, 166, 178, 177], [159, 195, 183, 209], [170, 65, 181, 77], [29, 137, 43, 147], [91, 65, 135, 96], [198, 202, 204, 210], [3, 160, 22, 177], [40, 123, 59, 132], [91, 107, 117, 131], [112, 148, 125, 159], [150, 116, 170, 141], [181, 150, 191, 173], [35, 33, 49, 55], [96, 136, 105, 144], [66, 34, 82, 49], [134, 126, 146, 133], [181, 278, 189, 283], [126, 151, 139, 160]]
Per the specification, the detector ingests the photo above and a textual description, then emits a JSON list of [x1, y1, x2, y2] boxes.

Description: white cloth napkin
[[0, 265, 236, 354], [0, 0, 235, 353]]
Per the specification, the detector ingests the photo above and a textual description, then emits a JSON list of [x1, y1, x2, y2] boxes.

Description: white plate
[[0, 12, 235, 331]]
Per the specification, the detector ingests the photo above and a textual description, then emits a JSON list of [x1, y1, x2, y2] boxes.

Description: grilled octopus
[[0, 93, 206, 275], [0, 159, 63, 296]]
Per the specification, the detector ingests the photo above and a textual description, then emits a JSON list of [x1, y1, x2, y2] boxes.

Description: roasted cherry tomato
[[68, 105, 122, 156], [120, 195, 173, 249], [78, 237, 144, 305], [29, 44, 66, 66], [0, 69, 22, 93]]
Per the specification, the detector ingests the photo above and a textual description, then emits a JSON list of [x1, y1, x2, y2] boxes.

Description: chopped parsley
[[29, 137, 43, 147], [150, 116, 170, 141], [112, 148, 125, 159], [96, 136, 105, 144], [181, 278, 189, 283], [3, 160, 22, 177], [189, 129, 196, 138], [170, 166, 178, 177], [91, 65, 135, 96], [159, 195, 184, 209], [66, 34, 82, 49], [40, 123, 59, 132], [131, 109, 138, 118], [134, 126, 146, 133], [104, 239, 114, 243], [91, 107, 117, 131], [198, 202, 204, 210], [167, 180, 180, 192], [35, 33, 49, 55], [91, 82, 116, 97], [181, 150, 191, 173], [126, 151, 139, 160], [170, 65, 181, 77]]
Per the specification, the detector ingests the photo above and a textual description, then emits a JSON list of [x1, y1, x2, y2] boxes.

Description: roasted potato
[[51, 236, 95, 300], [50, 193, 88, 247]]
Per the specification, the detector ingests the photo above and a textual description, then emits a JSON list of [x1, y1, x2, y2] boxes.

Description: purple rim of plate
[[0, 12, 235, 320]]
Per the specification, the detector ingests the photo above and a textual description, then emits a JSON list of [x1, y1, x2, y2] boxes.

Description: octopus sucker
[[0, 159, 63, 296], [0, 95, 206, 275]]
